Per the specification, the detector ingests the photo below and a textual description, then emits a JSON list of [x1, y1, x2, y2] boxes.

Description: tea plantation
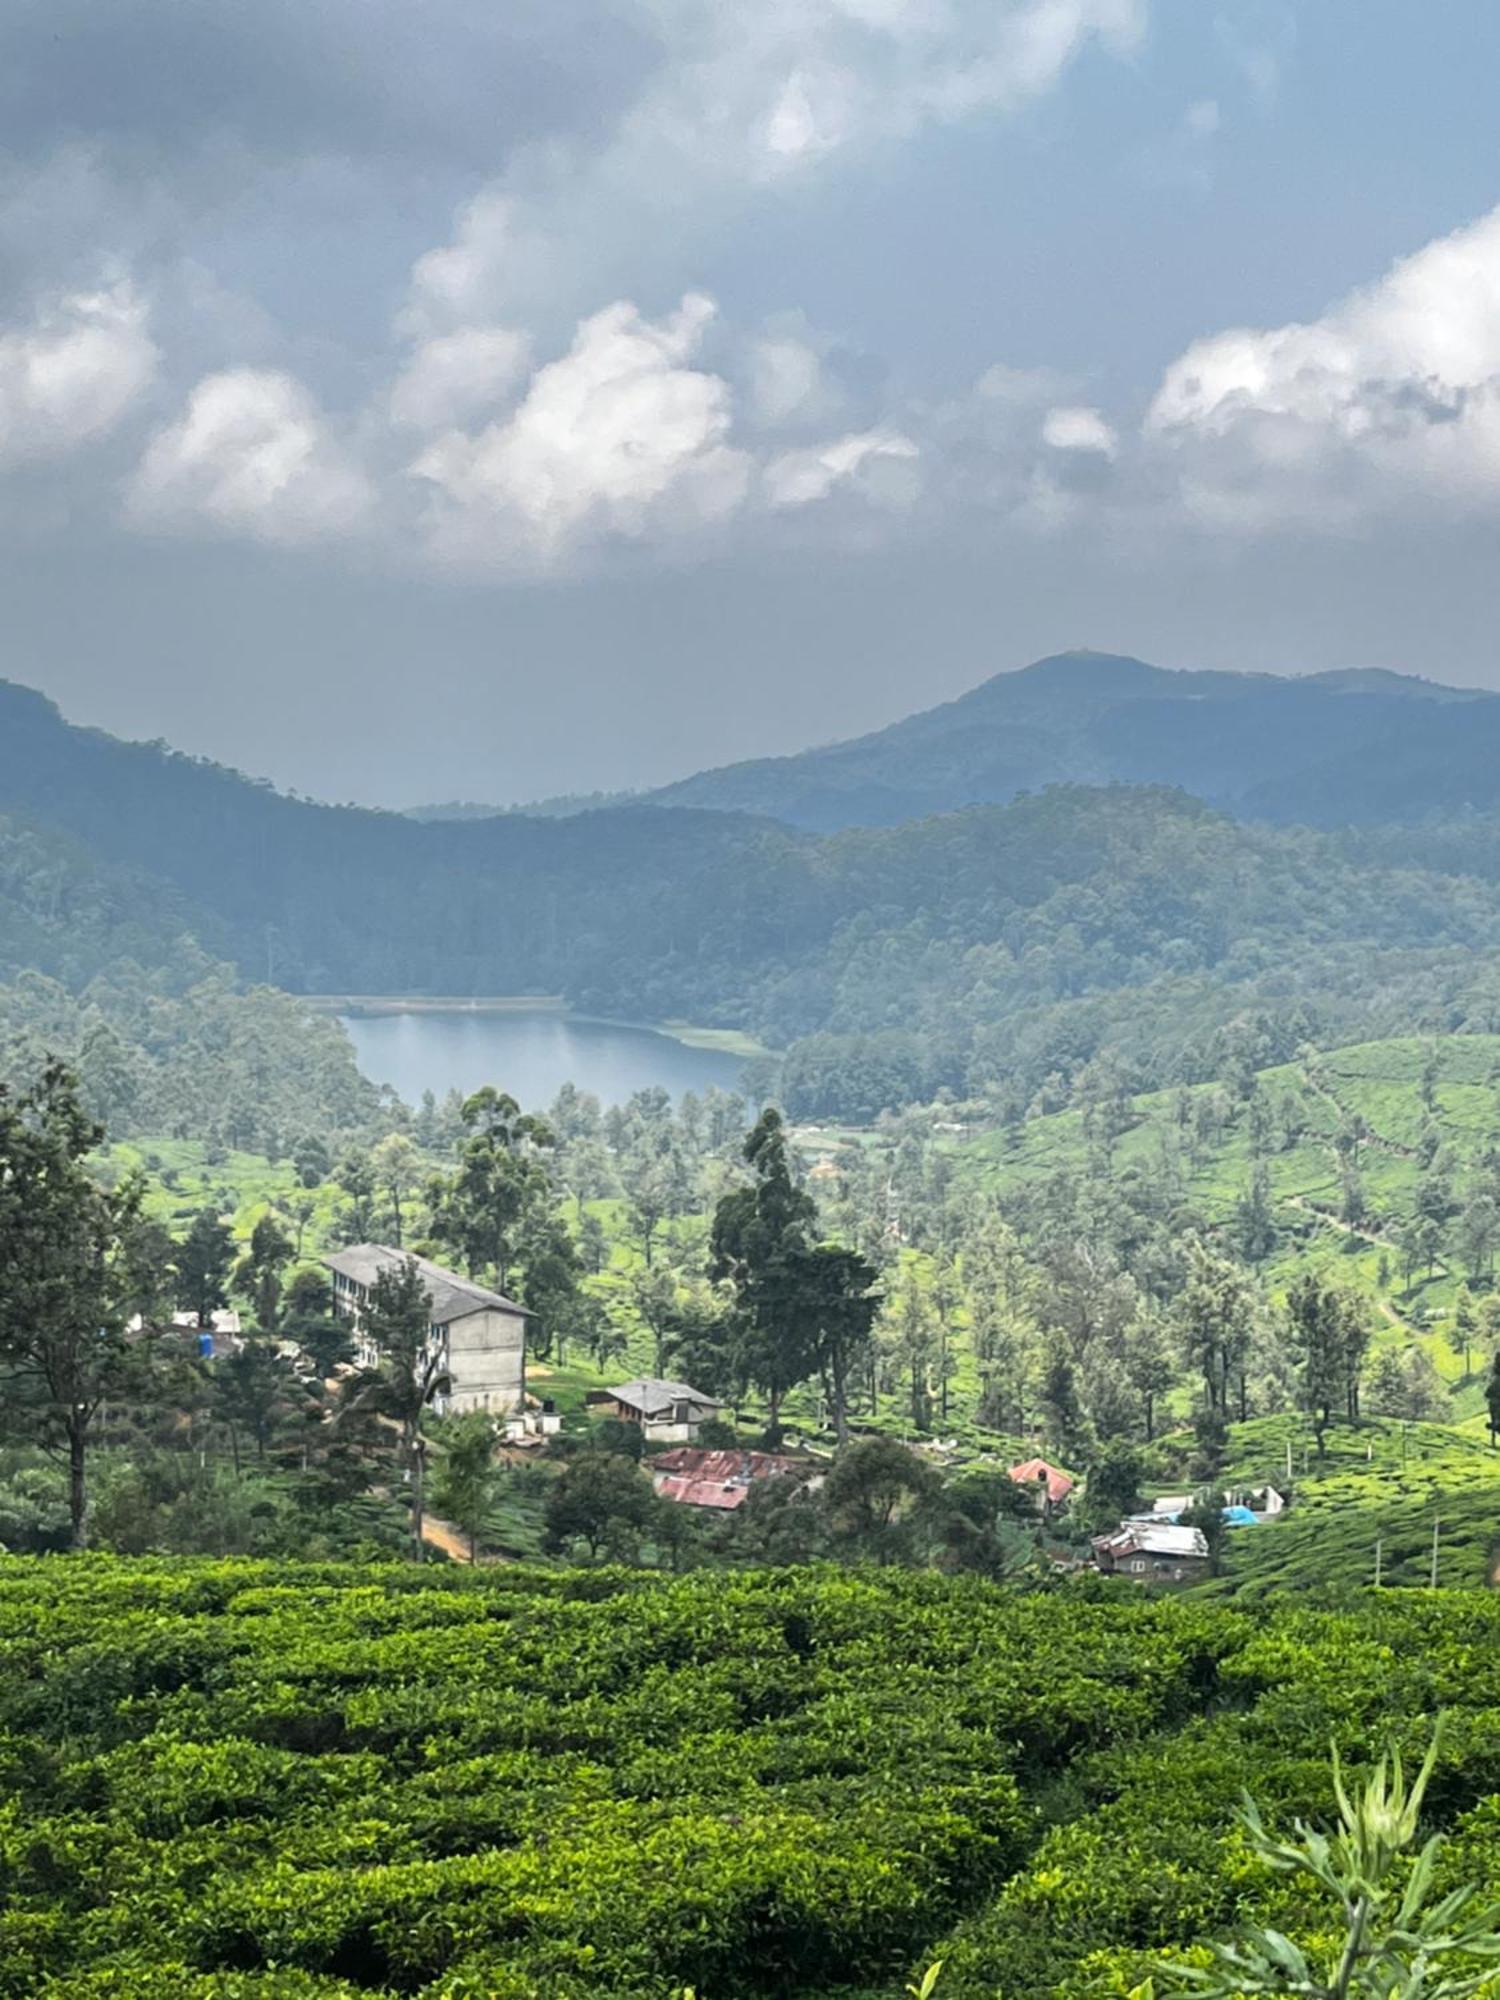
[[8, 1562, 1500, 1997]]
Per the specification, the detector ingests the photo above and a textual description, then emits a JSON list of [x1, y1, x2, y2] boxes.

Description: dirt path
[[421, 1515, 475, 1563], [1298, 1065, 1418, 1160], [1282, 1195, 1421, 1332], [1283, 1193, 1402, 1255]]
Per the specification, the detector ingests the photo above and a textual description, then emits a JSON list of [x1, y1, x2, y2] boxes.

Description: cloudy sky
[[5, 1, 1500, 805]]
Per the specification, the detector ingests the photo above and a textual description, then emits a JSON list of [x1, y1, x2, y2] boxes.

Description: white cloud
[[750, 330, 831, 426], [638, 0, 1148, 180], [401, 2, 1148, 334], [402, 192, 522, 339], [389, 327, 532, 432], [0, 282, 156, 467], [1146, 204, 1500, 528], [412, 294, 750, 561], [1043, 403, 1117, 455], [762, 67, 859, 164], [127, 368, 373, 545], [763, 427, 919, 508]]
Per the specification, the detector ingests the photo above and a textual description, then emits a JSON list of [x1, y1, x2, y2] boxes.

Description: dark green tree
[[343, 1256, 447, 1561], [212, 1340, 310, 1470], [235, 1213, 294, 1334], [513, 1203, 589, 1365], [337, 1151, 377, 1239], [177, 1207, 234, 1329], [1123, 1310, 1173, 1442], [800, 1242, 879, 1447], [710, 1108, 819, 1440], [1288, 1275, 1368, 1458], [1182, 1496, 1229, 1578], [370, 1132, 420, 1248], [283, 1266, 353, 1377], [543, 1449, 654, 1562], [1038, 1352, 1087, 1462], [1235, 1162, 1276, 1262], [430, 1412, 499, 1561], [1084, 1438, 1144, 1528], [1174, 1242, 1256, 1420], [821, 1436, 942, 1565], [427, 1087, 554, 1290], [292, 1134, 332, 1188], [0, 1062, 159, 1548]]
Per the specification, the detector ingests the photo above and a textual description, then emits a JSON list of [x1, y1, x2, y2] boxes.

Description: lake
[[340, 1007, 749, 1110]]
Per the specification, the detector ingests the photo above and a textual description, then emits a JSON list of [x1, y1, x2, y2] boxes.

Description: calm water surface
[[341, 1008, 747, 1109]]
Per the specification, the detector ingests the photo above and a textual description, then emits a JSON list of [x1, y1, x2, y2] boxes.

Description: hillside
[[0, 807, 378, 1150], [958, 1034, 1500, 1406], [1175, 1415, 1500, 1597], [646, 649, 1497, 830], [20, 679, 1500, 1118]]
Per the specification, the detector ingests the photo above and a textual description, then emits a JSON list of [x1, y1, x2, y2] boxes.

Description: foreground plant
[[1159, 1722, 1500, 2000]]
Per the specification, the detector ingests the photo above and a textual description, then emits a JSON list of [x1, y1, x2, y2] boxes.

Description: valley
[[10, 651, 1500, 1996]]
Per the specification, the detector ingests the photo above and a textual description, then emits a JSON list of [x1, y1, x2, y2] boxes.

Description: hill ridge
[[643, 649, 1500, 831]]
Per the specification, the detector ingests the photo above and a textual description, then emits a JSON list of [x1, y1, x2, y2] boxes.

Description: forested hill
[[644, 649, 1498, 831], [15, 676, 1500, 1120]]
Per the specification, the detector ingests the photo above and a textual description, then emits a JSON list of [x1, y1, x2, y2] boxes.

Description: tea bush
[[4, 1559, 1500, 1996]]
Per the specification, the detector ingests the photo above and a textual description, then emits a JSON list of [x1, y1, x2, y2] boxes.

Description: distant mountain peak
[[642, 650, 1500, 831]]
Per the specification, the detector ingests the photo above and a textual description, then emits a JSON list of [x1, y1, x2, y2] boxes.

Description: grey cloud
[[0, 1, 654, 180]]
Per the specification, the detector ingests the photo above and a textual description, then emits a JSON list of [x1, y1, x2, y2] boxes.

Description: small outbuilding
[[1007, 1457, 1075, 1511], [593, 1378, 721, 1443], [1092, 1521, 1210, 1584]]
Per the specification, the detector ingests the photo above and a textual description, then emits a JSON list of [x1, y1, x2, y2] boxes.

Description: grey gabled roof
[[1094, 1522, 1209, 1560], [607, 1377, 716, 1416], [323, 1245, 528, 1324]]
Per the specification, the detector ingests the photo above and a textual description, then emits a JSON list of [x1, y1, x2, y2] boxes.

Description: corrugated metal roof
[[606, 1377, 716, 1416], [1094, 1522, 1209, 1560], [650, 1448, 803, 1510]]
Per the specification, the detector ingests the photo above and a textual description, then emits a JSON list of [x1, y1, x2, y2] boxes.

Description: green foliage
[[0, 1063, 166, 1548], [28, 671, 1500, 1122], [428, 1414, 500, 1561], [7, 1565, 1500, 1997], [1157, 1725, 1500, 2000], [176, 1208, 235, 1329], [543, 1448, 655, 1560]]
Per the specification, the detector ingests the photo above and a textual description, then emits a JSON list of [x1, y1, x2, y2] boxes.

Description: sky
[[5, 0, 1500, 806]]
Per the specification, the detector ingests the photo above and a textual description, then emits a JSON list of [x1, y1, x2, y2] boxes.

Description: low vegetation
[[3, 1563, 1500, 1997]]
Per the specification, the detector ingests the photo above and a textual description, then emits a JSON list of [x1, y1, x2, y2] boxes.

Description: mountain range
[[639, 650, 1497, 830], [10, 665, 1500, 1115]]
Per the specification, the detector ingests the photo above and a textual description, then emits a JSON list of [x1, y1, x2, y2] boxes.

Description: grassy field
[[100, 1136, 345, 1248]]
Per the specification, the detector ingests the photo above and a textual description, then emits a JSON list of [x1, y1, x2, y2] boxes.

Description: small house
[[1007, 1457, 1074, 1513], [593, 1378, 720, 1443], [1092, 1521, 1210, 1584]]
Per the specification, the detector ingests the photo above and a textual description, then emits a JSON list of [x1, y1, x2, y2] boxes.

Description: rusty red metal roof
[[1008, 1457, 1075, 1505], [650, 1448, 806, 1510]]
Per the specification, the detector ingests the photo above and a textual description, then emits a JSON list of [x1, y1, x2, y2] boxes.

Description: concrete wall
[[443, 1307, 526, 1414]]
